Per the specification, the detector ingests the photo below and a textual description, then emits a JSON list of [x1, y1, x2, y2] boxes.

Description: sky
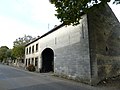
[[0, 0, 119, 49]]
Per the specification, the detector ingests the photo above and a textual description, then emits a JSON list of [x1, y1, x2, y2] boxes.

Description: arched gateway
[[41, 48, 54, 73]]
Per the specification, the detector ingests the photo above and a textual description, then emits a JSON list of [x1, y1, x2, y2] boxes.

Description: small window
[[26, 48, 28, 55], [29, 47, 31, 54], [35, 57, 38, 66], [21, 59, 24, 63], [26, 59, 27, 66], [28, 58, 30, 65], [106, 46, 108, 52], [32, 58, 34, 65], [36, 43, 38, 52], [32, 45, 34, 53]]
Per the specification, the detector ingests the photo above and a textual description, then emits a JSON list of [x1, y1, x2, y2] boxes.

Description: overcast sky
[[0, 0, 119, 49]]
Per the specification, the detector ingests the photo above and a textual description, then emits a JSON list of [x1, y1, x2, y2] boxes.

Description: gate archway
[[41, 48, 54, 72]]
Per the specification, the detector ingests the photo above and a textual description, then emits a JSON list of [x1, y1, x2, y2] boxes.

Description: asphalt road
[[0, 64, 116, 90]]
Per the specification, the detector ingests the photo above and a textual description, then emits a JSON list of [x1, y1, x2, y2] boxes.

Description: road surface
[[0, 64, 116, 90]]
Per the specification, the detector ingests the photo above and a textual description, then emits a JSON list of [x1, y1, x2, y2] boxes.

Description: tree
[[0, 46, 9, 62], [13, 35, 35, 46], [50, 0, 120, 25], [12, 45, 25, 60], [6, 49, 12, 58], [5, 49, 15, 60], [12, 35, 35, 61]]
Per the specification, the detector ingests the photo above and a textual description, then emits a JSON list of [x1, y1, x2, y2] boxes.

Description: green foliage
[[50, 0, 120, 25], [12, 35, 35, 60], [12, 45, 25, 59], [6, 49, 12, 58], [0, 46, 9, 62], [13, 35, 35, 46], [27, 64, 36, 72]]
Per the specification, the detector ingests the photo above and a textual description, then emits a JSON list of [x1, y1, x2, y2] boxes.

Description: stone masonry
[[25, 4, 120, 85], [88, 4, 120, 84]]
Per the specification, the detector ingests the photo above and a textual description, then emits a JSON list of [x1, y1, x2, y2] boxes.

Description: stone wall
[[53, 15, 91, 84], [88, 4, 120, 84]]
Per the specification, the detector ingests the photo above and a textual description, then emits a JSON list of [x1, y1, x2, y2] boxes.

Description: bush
[[27, 64, 36, 72]]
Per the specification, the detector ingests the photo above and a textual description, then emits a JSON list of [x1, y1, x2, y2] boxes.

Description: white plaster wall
[[39, 15, 88, 51]]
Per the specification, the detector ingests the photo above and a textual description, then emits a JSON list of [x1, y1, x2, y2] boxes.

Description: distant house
[[24, 4, 120, 85]]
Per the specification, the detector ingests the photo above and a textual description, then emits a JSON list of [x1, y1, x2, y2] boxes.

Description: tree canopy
[[0, 35, 35, 62], [0, 46, 9, 62], [13, 35, 35, 46], [50, 0, 120, 25], [12, 45, 25, 59], [12, 35, 35, 60]]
